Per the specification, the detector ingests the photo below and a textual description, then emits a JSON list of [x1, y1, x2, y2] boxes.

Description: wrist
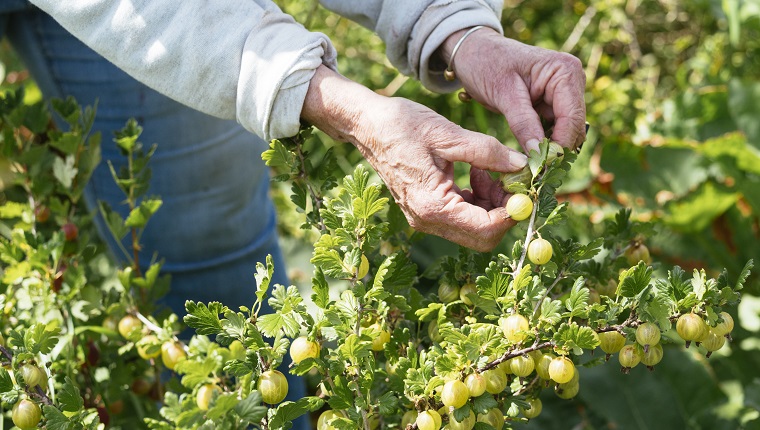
[[301, 65, 382, 145]]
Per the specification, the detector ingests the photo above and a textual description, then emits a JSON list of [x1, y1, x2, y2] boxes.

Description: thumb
[[436, 129, 527, 173]]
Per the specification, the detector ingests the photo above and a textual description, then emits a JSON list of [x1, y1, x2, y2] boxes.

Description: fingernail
[[511, 152, 528, 169], [526, 139, 541, 154]]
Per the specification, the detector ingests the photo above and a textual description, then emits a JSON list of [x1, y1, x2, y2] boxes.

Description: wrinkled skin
[[302, 28, 586, 251]]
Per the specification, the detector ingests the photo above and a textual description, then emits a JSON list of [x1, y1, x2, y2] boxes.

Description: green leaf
[[53, 155, 78, 188], [618, 262, 653, 298], [663, 181, 739, 232], [0, 368, 13, 393], [257, 311, 300, 338], [269, 397, 324, 430], [565, 277, 589, 319], [554, 322, 600, 352], [235, 391, 267, 423], [373, 252, 417, 293], [206, 392, 240, 420], [736, 259, 753, 291], [339, 333, 371, 362], [472, 393, 499, 414], [728, 79, 760, 148], [42, 405, 74, 430], [26, 323, 61, 355], [539, 299, 563, 326], [254, 255, 275, 304], [177, 357, 219, 389], [58, 378, 84, 412], [311, 268, 330, 309], [124, 198, 162, 228], [476, 261, 509, 301], [184, 301, 226, 335], [261, 139, 296, 169]]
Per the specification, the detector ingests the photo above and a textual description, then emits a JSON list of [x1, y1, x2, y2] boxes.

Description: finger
[[434, 200, 513, 251], [436, 130, 528, 173], [546, 57, 587, 148], [470, 167, 508, 209], [496, 78, 546, 154], [410, 193, 515, 251]]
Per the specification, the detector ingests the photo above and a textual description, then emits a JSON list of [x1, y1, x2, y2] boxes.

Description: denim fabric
[[2, 6, 308, 427]]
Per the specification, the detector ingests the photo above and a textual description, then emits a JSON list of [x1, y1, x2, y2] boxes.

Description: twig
[[478, 341, 555, 373]]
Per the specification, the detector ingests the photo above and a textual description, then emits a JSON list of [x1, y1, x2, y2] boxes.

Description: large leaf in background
[[600, 143, 707, 205], [517, 348, 734, 430], [663, 181, 739, 232], [729, 79, 760, 149]]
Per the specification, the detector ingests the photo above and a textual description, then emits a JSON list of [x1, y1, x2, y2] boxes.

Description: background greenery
[[2, 0, 759, 428]]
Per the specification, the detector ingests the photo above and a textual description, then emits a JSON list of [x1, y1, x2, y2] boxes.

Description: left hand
[[441, 27, 587, 153]]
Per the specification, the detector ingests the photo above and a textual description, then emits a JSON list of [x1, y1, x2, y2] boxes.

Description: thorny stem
[[351, 303, 371, 430], [515, 191, 540, 272], [478, 341, 555, 373]]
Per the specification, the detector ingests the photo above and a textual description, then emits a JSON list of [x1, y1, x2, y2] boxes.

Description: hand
[[302, 66, 528, 251], [441, 28, 587, 152]]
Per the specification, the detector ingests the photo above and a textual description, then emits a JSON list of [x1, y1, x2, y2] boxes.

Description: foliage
[[1, 0, 760, 429]]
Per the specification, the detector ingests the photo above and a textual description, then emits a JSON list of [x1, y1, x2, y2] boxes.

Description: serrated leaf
[[43, 405, 73, 430], [539, 299, 563, 326], [184, 301, 226, 335], [178, 357, 219, 388], [261, 139, 296, 169], [618, 262, 653, 298], [206, 392, 240, 420], [269, 397, 324, 430], [58, 378, 84, 412], [0, 368, 12, 393], [254, 255, 275, 303], [311, 269, 330, 309], [257, 312, 300, 339], [554, 322, 600, 351], [476, 262, 509, 300], [339, 333, 371, 362], [472, 393, 499, 414], [565, 277, 589, 319], [736, 259, 753, 291], [124, 198, 162, 228], [235, 391, 267, 423]]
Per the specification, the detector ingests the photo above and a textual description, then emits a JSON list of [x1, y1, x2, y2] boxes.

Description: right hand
[[302, 66, 528, 251]]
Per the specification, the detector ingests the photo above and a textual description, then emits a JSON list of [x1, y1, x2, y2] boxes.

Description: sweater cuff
[[236, 14, 337, 141], [410, 1, 503, 94]]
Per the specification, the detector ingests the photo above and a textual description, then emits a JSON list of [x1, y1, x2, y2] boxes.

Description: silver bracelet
[[444, 25, 486, 82]]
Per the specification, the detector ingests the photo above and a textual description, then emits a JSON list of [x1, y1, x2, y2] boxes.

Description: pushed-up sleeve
[[319, 0, 503, 93], [28, 0, 338, 141]]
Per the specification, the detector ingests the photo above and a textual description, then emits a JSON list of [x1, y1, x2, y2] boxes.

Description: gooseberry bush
[[0, 90, 752, 430]]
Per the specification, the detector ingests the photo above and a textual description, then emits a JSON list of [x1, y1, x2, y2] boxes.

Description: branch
[[478, 341, 555, 373]]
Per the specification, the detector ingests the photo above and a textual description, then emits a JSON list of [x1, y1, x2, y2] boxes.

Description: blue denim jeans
[[1, 5, 307, 426]]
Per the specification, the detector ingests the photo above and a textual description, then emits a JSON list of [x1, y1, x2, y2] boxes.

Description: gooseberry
[[548, 356, 575, 384], [506, 194, 533, 221], [12, 399, 41, 430], [441, 380, 469, 409], [437, 281, 460, 304], [500, 314, 530, 344], [464, 373, 486, 398], [161, 341, 187, 370], [522, 398, 542, 419], [459, 283, 477, 306], [527, 238, 553, 265], [289, 336, 319, 364], [258, 370, 288, 404], [509, 354, 535, 378]]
